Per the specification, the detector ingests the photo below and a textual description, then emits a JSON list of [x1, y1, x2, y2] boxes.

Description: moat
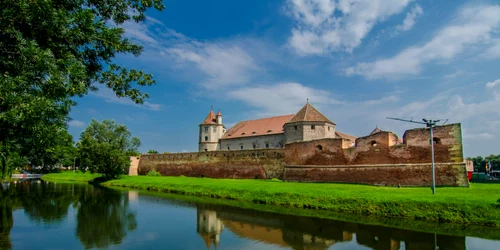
[[1, 180, 499, 250]]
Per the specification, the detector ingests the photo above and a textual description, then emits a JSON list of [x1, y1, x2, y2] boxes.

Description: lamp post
[[387, 117, 443, 194], [423, 119, 438, 195]]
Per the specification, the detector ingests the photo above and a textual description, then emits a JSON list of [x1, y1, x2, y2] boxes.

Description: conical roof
[[370, 126, 382, 135], [286, 103, 335, 124], [201, 110, 217, 125], [216, 110, 222, 116]]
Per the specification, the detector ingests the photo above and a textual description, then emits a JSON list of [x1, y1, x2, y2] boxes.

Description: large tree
[[77, 119, 140, 179], [0, 0, 164, 178]]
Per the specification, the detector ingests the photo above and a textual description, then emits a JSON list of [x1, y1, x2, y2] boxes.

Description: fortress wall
[[138, 149, 285, 179], [284, 163, 469, 187], [285, 124, 464, 166]]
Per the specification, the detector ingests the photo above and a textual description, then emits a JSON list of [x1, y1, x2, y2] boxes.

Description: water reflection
[[0, 180, 136, 250], [0, 181, 499, 250], [191, 203, 467, 250]]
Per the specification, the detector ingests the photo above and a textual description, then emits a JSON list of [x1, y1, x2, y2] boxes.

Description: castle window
[[311, 125, 316, 130], [266, 143, 269, 148], [204, 136, 208, 141], [316, 145, 323, 151], [294, 126, 298, 130], [370, 140, 378, 147], [253, 144, 256, 149], [328, 126, 330, 131], [240, 145, 244, 150], [213, 127, 216, 132], [204, 127, 208, 133], [227, 146, 230, 150], [204, 149, 207, 152], [433, 137, 441, 144]]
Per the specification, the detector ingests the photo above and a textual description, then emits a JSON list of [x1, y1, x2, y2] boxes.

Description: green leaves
[[1, 0, 163, 178], [77, 119, 141, 179]]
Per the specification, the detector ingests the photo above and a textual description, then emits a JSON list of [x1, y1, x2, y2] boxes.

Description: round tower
[[199, 108, 225, 152]]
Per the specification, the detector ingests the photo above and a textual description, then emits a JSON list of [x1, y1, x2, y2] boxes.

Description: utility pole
[[387, 117, 445, 194], [73, 157, 76, 173]]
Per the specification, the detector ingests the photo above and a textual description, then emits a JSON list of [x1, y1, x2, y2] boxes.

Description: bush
[[146, 170, 162, 177]]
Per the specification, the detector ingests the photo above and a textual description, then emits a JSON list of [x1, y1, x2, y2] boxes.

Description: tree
[[77, 119, 140, 179], [467, 154, 500, 173], [0, 0, 164, 179], [147, 149, 159, 154]]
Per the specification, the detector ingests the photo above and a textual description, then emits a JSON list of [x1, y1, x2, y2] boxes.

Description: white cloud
[[68, 120, 85, 128], [286, 0, 412, 55], [486, 79, 500, 88], [227, 82, 342, 116], [119, 17, 262, 89], [166, 44, 259, 89], [92, 88, 162, 111], [396, 4, 423, 32], [346, 4, 500, 79]]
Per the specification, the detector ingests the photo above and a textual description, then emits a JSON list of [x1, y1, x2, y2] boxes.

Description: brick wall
[[284, 163, 469, 187], [285, 124, 464, 166], [138, 149, 285, 179]]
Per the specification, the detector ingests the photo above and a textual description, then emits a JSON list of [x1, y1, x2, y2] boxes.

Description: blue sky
[[67, 0, 500, 157]]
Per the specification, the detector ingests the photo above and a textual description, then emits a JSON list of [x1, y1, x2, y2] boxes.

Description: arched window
[[370, 140, 378, 147], [316, 145, 323, 151]]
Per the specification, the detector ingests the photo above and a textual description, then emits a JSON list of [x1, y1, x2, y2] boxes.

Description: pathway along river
[[1, 180, 499, 250]]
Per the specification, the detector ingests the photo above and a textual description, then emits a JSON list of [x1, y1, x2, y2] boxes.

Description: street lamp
[[387, 117, 445, 194]]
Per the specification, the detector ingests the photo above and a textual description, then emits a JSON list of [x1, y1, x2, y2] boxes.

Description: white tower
[[199, 108, 225, 152]]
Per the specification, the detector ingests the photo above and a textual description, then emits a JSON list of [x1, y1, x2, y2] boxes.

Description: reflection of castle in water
[[195, 204, 466, 250]]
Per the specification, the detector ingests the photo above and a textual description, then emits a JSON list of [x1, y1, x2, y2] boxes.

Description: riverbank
[[42, 173, 500, 226]]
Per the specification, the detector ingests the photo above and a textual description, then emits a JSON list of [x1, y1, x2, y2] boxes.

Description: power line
[[387, 117, 447, 194]]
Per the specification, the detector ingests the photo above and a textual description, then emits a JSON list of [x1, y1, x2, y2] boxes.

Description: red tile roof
[[221, 115, 295, 139], [287, 103, 335, 124], [200, 110, 217, 125], [216, 111, 222, 116]]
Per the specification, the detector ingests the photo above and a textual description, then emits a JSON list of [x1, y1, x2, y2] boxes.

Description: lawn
[[42, 173, 500, 226], [42, 171, 102, 182]]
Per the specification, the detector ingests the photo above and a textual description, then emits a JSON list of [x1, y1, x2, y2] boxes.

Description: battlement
[[285, 123, 463, 165]]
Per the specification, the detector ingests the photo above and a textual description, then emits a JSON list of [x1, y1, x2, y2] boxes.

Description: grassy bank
[[42, 173, 500, 226], [119, 188, 500, 240], [42, 172, 102, 182]]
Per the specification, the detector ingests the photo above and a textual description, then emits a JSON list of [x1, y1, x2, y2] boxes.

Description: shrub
[[146, 170, 162, 177]]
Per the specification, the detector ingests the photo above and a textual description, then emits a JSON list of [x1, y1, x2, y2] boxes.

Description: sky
[[67, 0, 500, 157]]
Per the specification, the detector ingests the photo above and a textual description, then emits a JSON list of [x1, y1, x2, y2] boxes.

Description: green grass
[[114, 188, 500, 240], [42, 172, 102, 182], [42, 173, 500, 226]]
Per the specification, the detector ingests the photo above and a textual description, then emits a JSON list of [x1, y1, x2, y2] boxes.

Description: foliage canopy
[[0, 0, 163, 179], [77, 119, 140, 179]]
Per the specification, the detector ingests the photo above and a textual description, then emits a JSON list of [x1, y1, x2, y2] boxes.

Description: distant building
[[198, 102, 356, 152]]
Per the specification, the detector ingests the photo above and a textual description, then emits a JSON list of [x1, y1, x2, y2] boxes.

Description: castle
[[132, 100, 469, 187], [198, 102, 357, 152]]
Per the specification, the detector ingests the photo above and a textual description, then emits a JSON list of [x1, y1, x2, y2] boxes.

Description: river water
[[1, 180, 499, 250]]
